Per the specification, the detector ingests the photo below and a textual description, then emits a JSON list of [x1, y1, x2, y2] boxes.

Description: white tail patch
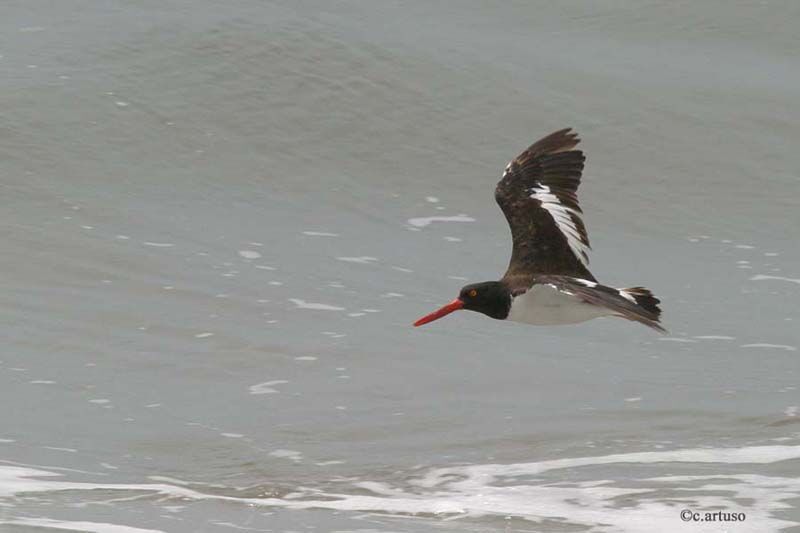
[[618, 289, 637, 304], [530, 184, 589, 266]]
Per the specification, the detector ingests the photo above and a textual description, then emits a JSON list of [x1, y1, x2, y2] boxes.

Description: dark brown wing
[[495, 128, 594, 289], [533, 275, 666, 333]]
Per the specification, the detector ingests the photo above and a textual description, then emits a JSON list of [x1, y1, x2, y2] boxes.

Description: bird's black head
[[459, 281, 512, 319], [414, 281, 511, 327]]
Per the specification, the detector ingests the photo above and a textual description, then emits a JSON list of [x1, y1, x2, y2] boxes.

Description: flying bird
[[414, 128, 665, 332]]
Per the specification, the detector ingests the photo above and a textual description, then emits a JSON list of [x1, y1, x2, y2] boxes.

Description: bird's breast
[[507, 283, 611, 325]]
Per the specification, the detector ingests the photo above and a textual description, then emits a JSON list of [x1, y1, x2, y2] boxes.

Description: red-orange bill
[[413, 299, 464, 327]]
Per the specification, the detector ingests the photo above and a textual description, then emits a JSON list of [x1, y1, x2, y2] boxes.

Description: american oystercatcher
[[414, 128, 665, 332]]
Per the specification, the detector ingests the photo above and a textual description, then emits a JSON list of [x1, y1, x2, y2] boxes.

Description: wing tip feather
[[533, 127, 581, 155]]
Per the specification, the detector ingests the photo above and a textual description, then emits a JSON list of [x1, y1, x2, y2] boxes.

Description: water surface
[[2, 1, 799, 531]]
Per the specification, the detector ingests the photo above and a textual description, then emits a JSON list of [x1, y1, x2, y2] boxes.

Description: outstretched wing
[[495, 128, 594, 288], [533, 275, 666, 333]]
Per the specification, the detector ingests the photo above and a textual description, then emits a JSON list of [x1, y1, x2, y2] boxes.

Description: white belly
[[507, 283, 612, 326]]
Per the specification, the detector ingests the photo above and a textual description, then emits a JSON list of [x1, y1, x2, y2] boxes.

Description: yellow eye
[[469, 289, 478, 298]]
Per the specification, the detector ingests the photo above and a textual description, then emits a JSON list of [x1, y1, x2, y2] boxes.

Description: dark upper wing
[[533, 275, 666, 333], [495, 128, 594, 289]]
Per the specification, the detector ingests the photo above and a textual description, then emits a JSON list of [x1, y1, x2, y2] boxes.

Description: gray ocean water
[[2, 1, 800, 532]]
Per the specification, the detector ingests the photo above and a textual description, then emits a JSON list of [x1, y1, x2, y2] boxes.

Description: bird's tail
[[618, 286, 665, 333]]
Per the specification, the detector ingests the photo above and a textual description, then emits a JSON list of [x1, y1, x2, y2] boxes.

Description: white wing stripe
[[618, 289, 637, 303], [530, 184, 590, 266]]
